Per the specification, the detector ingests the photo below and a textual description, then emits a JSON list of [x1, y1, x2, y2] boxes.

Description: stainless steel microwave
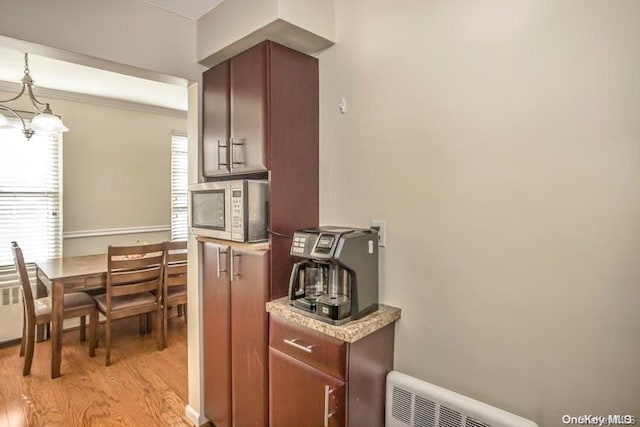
[[189, 180, 269, 242]]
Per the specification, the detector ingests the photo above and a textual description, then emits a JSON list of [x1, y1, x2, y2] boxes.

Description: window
[[171, 132, 188, 241], [0, 124, 62, 289]]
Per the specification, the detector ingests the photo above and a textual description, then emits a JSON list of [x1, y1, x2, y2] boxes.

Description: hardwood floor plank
[[0, 313, 189, 427]]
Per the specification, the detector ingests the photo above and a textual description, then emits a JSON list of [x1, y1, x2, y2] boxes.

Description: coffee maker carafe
[[288, 226, 379, 325]]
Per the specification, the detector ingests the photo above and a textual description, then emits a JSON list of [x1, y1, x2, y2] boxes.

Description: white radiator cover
[[386, 371, 538, 427]]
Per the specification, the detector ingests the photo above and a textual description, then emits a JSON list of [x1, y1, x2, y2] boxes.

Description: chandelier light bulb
[[0, 53, 69, 139]]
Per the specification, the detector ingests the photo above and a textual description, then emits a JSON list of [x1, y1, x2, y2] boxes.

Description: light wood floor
[[0, 311, 190, 427]]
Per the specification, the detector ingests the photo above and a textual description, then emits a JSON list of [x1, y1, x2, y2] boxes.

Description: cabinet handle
[[230, 249, 241, 282], [216, 139, 228, 169], [283, 338, 313, 353], [216, 247, 228, 278], [324, 385, 335, 427], [230, 136, 245, 167]]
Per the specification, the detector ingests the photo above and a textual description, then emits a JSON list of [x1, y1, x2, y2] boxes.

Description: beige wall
[[318, 1, 640, 425], [60, 98, 186, 255], [0, 90, 186, 256]]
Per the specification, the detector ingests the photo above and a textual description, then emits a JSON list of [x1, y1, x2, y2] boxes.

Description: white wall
[[0, 0, 202, 81], [318, 1, 640, 425]]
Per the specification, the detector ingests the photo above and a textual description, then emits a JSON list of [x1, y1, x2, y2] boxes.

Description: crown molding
[[0, 81, 187, 118]]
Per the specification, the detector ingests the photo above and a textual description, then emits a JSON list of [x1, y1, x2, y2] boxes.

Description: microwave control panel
[[231, 188, 244, 241]]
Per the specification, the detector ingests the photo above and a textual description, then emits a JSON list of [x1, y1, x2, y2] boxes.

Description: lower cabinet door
[[269, 347, 346, 427], [230, 248, 270, 426], [202, 242, 232, 427]]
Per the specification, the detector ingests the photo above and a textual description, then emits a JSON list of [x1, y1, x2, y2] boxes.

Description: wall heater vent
[[1, 286, 21, 306], [387, 371, 538, 427]]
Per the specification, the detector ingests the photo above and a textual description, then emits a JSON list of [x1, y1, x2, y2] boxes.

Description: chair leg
[[105, 317, 111, 366], [156, 307, 163, 351], [80, 316, 86, 342], [23, 321, 35, 376], [19, 306, 26, 357], [183, 304, 187, 323], [139, 315, 146, 336], [44, 323, 50, 341], [177, 304, 183, 317], [146, 312, 152, 333], [88, 309, 97, 358], [163, 303, 168, 349]]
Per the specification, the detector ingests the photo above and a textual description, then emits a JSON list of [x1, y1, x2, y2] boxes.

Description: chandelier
[[0, 53, 69, 140]]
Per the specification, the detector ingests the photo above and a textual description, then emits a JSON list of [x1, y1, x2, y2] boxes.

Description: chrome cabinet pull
[[230, 136, 245, 167], [216, 139, 228, 170], [230, 249, 241, 282], [283, 338, 313, 353], [324, 385, 335, 427], [216, 247, 228, 278]]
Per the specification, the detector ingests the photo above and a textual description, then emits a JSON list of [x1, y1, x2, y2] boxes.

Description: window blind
[[0, 125, 61, 287], [171, 132, 188, 241]]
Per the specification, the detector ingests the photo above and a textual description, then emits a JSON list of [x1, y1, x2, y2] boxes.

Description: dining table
[[35, 253, 107, 378]]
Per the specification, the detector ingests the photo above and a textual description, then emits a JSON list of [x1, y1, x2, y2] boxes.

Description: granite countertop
[[266, 296, 401, 343]]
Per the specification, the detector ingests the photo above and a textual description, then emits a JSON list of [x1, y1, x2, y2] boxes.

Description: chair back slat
[[107, 244, 165, 301], [166, 252, 187, 264], [166, 275, 187, 287], [110, 254, 164, 271], [11, 242, 35, 319], [163, 241, 187, 291], [110, 267, 162, 287], [110, 280, 160, 297], [109, 243, 163, 256]]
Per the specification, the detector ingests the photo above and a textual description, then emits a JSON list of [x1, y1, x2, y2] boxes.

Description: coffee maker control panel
[[290, 232, 316, 256], [291, 231, 340, 259]]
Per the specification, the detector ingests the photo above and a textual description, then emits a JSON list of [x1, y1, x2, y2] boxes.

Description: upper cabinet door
[[230, 42, 269, 174], [202, 61, 230, 177]]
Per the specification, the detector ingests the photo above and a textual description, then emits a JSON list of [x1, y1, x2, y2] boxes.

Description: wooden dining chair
[[94, 243, 164, 366], [162, 240, 187, 348], [11, 241, 97, 376]]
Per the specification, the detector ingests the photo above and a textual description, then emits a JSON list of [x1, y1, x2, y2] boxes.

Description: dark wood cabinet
[[270, 348, 346, 427], [202, 242, 270, 426], [201, 42, 269, 176], [202, 61, 230, 177], [201, 40, 318, 189], [201, 39, 319, 427], [269, 317, 395, 427]]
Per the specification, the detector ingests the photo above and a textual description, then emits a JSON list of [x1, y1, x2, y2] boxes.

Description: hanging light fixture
[[0, 53, 69, 140]]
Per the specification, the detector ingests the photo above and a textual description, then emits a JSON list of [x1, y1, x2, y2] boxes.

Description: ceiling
[[0, 1, 231, 111], [141, 0, 224, 20], [0, 47, 187, 112]]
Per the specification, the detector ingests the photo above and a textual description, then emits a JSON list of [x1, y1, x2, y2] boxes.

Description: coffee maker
[[288, 226, 379, 325]]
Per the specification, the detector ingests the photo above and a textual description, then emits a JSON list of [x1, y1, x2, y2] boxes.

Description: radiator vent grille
[[439, 406, 463, 427], [386, 371, 538, 427], [392, 386, 413, 424], [1, 286, 21, 306], [414, 396, 436, 427], [467, 418, 491, 427]]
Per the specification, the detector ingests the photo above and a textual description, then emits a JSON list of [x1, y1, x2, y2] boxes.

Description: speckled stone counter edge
[[266, 296, 401, 343]]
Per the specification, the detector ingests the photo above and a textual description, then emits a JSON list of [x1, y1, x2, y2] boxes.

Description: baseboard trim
[[185, 405, 209, 427]]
